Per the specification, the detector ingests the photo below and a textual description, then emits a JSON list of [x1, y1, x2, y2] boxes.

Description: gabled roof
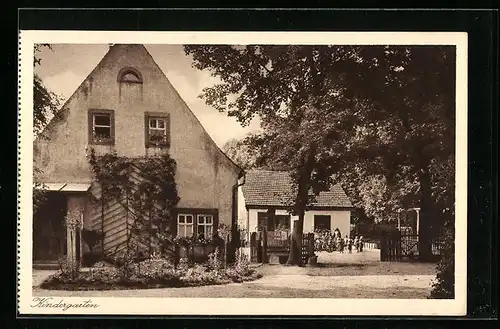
[[36, 44, 243, 177], [241, 170, 353, 208]]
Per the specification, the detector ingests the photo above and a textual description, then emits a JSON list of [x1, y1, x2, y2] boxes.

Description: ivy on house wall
[[87, 147, 180, 256]]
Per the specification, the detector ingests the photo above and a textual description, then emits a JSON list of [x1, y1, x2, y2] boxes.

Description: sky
[[34, 44, 261, 148]]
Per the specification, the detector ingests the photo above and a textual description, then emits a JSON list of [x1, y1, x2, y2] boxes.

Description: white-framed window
[[149, 117, 167, 142], [88, 109, 115, 145], [145, 112, 169, 147], [197, 214, 214, 238], [177, 214, 194, 237]]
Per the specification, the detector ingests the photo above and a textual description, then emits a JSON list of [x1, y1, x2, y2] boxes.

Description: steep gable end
[[34, 44, 242, 183]]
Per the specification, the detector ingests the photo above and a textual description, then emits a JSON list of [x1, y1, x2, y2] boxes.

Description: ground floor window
[[175, 209, 218, 238], [197, 214, 214, 238], [177, 214, 194, 237], [274, 215, 290, 230], [314, 215, 331, 231], [257, 212, 290, 231], [257, 212, 268, 231]]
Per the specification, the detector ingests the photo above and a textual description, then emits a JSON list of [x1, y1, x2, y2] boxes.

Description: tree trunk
[[418, 169, 434, 261], [286, 148, 315, 266], [286, 170, 309, 266], [287, 212, 304, 266]]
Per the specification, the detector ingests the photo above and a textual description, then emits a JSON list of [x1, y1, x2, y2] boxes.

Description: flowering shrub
[[173, 235, 195, 246], [207, 247, 223, 271], [179, 264, 230, 286], [87, 265, 121, 284], [58, 256, 80, 280], [65, 208, 83, 230], [217, 223, 230, 239], [133, 257, 176, 281], [41, 254, 261, 290], [234, 250, 251, 276], [173, 233, 223, 246]]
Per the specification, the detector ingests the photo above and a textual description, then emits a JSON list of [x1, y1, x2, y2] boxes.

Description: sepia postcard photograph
[[17, 30, 467, 316]]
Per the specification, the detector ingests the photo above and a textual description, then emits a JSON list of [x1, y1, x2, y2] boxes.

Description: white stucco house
[[237, 170, 353, 242]]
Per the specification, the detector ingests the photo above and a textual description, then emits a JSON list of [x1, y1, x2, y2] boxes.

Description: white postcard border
[[18, 30, 468, 316]]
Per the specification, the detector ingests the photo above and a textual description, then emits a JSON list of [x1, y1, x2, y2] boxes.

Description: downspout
[[230, 169, 246, 262]]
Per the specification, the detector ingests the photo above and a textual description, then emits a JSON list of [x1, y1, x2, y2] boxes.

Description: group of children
[[314, 229, 365, 253], [333, 230, 364, 254]]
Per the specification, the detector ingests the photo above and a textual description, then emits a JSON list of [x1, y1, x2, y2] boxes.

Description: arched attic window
[[117, 67, 143, 84]]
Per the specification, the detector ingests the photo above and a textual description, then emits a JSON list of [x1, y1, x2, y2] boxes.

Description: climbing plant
[[87, 148, 180, 257]]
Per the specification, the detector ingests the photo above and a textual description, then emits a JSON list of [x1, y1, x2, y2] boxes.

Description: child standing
[[359, 236, 364, 252], [354, 236, 359, 252], [338, 235, 344, 253], [347, 236, 353, 253]]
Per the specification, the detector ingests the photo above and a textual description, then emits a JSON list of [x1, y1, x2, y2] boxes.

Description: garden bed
[[39, 258, 262, 291]]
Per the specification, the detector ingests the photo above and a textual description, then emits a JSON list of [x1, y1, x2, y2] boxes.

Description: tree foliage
[[34, 44, 61, 135], [33, 44, 62, 212], [87, 148, 180, 256], [221, 138, 258, 170], [185, 45, 455, 265]]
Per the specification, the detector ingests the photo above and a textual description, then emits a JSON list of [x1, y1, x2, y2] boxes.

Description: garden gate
[[380, 230, 444, 261], [249, 231, 314, 264]]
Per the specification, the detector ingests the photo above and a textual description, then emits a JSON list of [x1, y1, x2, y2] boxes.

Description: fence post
[[308, 233, 315, 257], [256, 232, 262, 263], [250, 232, 257, 263], [396, 230, 402, 261], [380, 233, 386, 261], [262, 230, 268, 263]]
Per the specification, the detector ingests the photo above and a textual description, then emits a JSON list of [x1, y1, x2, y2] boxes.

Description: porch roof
[[37, 182, 91, 192], [241, 170, 353, 209]]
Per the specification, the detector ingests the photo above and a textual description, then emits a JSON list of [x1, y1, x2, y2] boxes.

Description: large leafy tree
[[33, 44, 61, 212], [185, 45, 455, 264], [185, 45, 351, 264], [221, 137, 258, 170], [34, 44, 61, 135], [334, 46, 455, 259]]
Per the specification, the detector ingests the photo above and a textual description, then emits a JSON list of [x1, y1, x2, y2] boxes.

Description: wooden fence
[[380, 230, 444, 261], [249, 230, 314, 264]]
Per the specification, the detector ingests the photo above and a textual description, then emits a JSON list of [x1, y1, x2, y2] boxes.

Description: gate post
[[396, 230, 402, 261], [250, 232, 257, 263], [307, 233, 315, 257], [256, 232, 262, 263], [262, 230, 268, 263], [380, 233, 386, 261]]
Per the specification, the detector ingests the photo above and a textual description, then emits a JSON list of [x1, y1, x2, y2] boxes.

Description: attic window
[[118, 68, 143, 84]]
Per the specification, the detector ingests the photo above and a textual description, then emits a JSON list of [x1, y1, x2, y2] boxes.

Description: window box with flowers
[[88, 109, 115, 145], [174, 230, 225, 264]]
